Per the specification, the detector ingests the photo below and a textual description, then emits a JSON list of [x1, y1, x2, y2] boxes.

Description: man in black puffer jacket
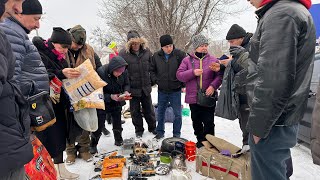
[[0, 0, 49, 97], [90, 56, 130, 150], [119, 30, 156, 138], [0, 0, 33, 179]]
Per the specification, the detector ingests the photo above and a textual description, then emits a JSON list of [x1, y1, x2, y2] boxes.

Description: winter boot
[[65, 153, 77, 165], [113, 129, 123, 146], [66, 143, 77, 165], [78, 151, 93, 162], [102, 127, 111, 136], [90, 134, 101, 154], [55, 163, 79, 180]]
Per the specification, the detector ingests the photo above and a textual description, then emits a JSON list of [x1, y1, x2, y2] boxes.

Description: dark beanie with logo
[[127, 30, 140, 41], [50, 27, 72, 45], [22, 0, 42, 15], [226, 24, 246, 40], [160, 34, 173, 47], [69, 25, 86, 45]]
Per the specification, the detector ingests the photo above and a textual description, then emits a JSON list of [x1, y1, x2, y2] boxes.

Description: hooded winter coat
[[97, 56, 130, 112], [311, 81, 320, 166], [119, 37, 152, 97], [0, 17, 49, 97], [246, 0, 316, 138], [176, 53, 222, 104], [0, 26, 33, 176]]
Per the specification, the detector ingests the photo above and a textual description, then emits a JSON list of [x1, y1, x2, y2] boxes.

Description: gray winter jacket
[[246, 0, 316, 138], [0, 17, 49, 97], [311, 81, 320, 166]]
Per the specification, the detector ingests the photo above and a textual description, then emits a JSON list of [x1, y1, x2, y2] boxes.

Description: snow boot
[[78, 151, 93, 162], [55, 163, 79, 180], [113, 129, 123, 146], [65, 153, 76, 165], [90, 134, 101, 154]]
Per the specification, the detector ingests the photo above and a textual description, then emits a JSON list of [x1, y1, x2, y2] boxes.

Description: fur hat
[[50, 27, 72, 45], [192, 34, 209, 50], [69, 25, 86, 45], [22, 0, 42, 15], [160, 34, 173, 47], [226, 24, 246, 40], [127, 30, 140, 41]]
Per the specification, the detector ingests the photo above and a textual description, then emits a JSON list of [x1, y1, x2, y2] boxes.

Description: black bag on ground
[[27, 91, 56, 132], [215, 63, 239, 120]]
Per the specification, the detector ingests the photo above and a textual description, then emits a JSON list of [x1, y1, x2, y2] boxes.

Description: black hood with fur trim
[[125, 36, 148, 53]]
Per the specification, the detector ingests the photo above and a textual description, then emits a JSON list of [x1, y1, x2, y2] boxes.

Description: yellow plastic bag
[[72, 88, 105, 111], [63, 59, 107, 104]]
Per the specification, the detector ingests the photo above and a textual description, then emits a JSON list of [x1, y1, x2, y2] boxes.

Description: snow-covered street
[[66, 88, 320, 180]]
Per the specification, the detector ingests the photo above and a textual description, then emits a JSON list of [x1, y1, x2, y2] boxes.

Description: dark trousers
[[93, 108, 123, 145], [0, 166, 25, 180], [249, 125, 298, 180], [189, 104, 215, 142], [239, 104, 250, 146], [156, 90, 182, 137], [130, 93, 156, 133]]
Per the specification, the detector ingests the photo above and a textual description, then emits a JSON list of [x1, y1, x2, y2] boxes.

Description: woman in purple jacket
[[176, 34, 222, 148]]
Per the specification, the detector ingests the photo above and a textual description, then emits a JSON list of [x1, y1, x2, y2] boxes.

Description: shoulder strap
[[188, 55, 201, 90]]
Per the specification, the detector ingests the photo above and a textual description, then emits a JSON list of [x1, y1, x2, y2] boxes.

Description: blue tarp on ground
[[310, 4, 320, 39]]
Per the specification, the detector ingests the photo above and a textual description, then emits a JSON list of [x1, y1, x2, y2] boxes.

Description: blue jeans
[[156, 90, 182, 137], [249, 125, 298, 180]]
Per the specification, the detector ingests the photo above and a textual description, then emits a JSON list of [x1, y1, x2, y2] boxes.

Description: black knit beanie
[[127, 30, 140, 41], [160, 34, 173, 47], [22, 0, 42, 15], [50, 27, 72, 45], [226, 24, 246, 40]]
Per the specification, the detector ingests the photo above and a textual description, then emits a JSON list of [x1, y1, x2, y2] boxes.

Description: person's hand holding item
[[209, 62, 221, 72], [123, 91, 132, 100], [62, 68, 81, 79], [111, 94, 120, 101], [206, 86, 214, 96], [229, 46, 246, 57], [193, 69, 203, 76], [219, 59, 232, 66]]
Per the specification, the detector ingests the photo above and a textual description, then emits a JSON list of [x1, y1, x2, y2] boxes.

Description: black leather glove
[[229, 46, 246, 57]]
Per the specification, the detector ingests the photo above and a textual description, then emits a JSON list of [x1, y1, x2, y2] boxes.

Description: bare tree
[[97, 0, 244, 52]]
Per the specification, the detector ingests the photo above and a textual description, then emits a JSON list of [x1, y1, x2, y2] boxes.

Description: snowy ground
[[66, 88, 320, 180]]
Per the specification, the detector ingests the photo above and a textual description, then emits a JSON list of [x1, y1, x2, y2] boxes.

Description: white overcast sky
[[33, 0, 320, 42]]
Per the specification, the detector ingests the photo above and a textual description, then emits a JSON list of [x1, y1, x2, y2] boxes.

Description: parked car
[[297, 52, 320, 145]]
